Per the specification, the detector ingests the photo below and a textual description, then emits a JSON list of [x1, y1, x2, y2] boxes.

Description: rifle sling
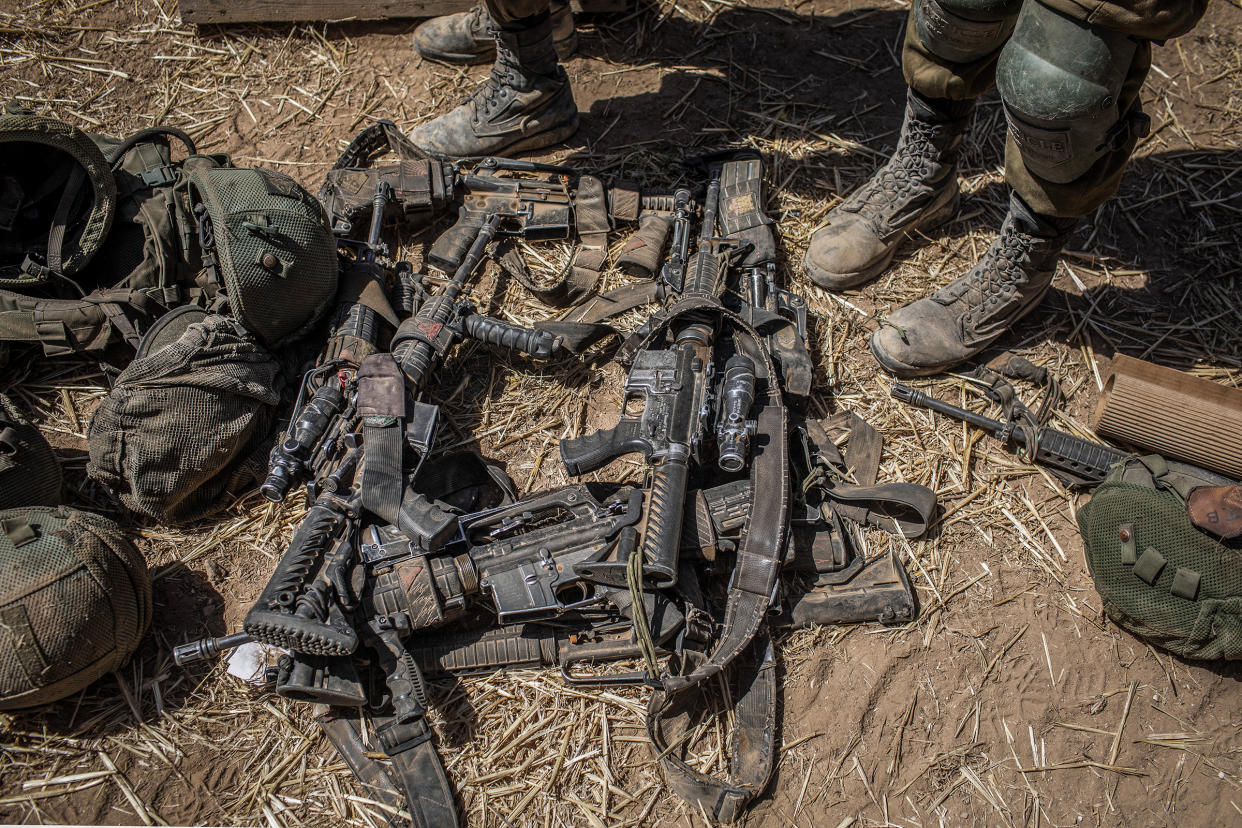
[[647, 634, 778, 823], [638, 295, 788, 818]]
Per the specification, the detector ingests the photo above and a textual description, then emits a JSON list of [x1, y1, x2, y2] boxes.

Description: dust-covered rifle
[[891, 382, 1128, 487]]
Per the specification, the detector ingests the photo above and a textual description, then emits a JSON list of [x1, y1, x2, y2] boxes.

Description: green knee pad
[[996, 1, 1143, 185], [912, 0, 1023, 65]]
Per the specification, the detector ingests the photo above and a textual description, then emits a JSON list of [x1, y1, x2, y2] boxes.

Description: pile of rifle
[[175, 126, 939, 825]]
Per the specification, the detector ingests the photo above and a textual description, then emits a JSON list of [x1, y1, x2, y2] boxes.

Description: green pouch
[[1078, 456, 1242, 660], [0, 506, 150, 710], [86, 313, 282, 524]]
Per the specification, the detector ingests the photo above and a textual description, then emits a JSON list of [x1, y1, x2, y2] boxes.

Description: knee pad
[[997, 2, 1141, 184], [913, 0, 1023, 64]]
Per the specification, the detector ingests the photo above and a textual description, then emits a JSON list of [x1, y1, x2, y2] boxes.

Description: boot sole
[[416, 45, 495, 66], [419, 116, 580, 162], [804, 188, 960, 291]]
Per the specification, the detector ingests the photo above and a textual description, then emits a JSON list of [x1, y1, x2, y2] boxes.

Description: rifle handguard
[[639, 459, 689, 588]]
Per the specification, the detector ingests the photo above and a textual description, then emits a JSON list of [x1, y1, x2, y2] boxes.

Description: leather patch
[[1187, 485, 1242, 540], [356, 353, 406, 419]]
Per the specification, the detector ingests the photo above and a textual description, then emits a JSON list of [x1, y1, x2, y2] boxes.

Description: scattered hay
[[2, 0, 1241, 825]]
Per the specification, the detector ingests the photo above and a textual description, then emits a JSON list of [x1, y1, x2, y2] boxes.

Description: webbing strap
[[647, 634, 778, 822], [44, 165, 87, 277], [357, 354, 407, 525]]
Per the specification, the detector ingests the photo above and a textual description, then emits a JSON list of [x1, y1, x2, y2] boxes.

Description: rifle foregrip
[[428, 212, 483, 271], [391, 296, 457, 391], [683, 250, 721, 296], [640, 459, 688, 588], [1033, 428, 1128, 485], [616, 212, 673, 279], [560, 421, 636, 476], [461, 314, 561, 359]]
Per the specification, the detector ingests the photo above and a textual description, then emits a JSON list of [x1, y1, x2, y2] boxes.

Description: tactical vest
[[1078, 455, 1242, 660], [0, 111, 337, 356]]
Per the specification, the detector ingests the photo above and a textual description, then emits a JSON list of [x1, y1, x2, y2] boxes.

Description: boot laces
[[941, 222, 1037, 324], [850, 117, 942, 217], [472, 49, 522, 119]]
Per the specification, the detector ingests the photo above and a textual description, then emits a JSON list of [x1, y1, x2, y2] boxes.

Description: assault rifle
[[891, 383, 1128, 487]]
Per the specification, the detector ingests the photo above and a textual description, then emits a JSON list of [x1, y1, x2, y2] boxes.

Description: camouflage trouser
[[903, 0, 1208, 216], [485, 0, 548, 27]]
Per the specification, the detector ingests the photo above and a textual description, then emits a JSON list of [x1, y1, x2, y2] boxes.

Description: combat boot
[[870, 192, 1079, 377], [802, 90, 973, 290], [410, 12, 579, 160], [413, 0, 578, 66]]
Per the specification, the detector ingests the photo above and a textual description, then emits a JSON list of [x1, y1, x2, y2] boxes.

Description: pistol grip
[[397, 490, 458, 550], [560, 420, 643, 476], [428, 211, 483, 271]]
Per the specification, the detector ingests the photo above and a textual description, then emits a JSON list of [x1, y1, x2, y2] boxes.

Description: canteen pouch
[[0, 506, 150, 710], [87, 313, 281, 524], [1078, 455, 1242, 660]]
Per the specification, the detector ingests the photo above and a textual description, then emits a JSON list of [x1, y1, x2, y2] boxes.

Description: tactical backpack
[[0, 393, 62, 509], [0, 111, 338, 356], [87, 310, 282, 525], [0, 506, 151, 710], [1078, 455, 1242, 660]]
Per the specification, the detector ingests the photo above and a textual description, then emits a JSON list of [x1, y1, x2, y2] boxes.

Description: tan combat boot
[[802, 91, 972, 290], [410, 13, 579, 160], [412, 0, 578, 66], [870, 192, 1079, 377]]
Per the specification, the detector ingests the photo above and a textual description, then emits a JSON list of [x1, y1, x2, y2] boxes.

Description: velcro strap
[[1134, 546, 1167, 585], [1170, 567, 1201, 601], [2, 517, 37, 546], [608, 181, 641, 222]]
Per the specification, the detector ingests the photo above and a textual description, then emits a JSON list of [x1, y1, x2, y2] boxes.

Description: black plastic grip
[[639, 459, 688, 588], [1033, 428, 1128, 486], [428, 210, 483, 271], [461, 314, 561, 359], [397, 490, 458, 550], [560, 420, 642, 476]]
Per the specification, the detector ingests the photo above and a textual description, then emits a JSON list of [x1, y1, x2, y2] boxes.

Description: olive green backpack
[[0, 506, 151, 710], [1078, 455, 1242, 660], [0, 110, 338, 356]]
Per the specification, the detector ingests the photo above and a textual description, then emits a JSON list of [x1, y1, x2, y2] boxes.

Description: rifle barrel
[[890, 384, 1004, 434]]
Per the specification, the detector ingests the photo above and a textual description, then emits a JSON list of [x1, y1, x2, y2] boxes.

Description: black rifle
[[891, 383, 1128, 487], [558, 169, 731, 590]]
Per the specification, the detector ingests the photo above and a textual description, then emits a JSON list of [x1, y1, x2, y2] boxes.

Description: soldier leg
[[870, 0, 1207, 376], [410, 0, 579, 159], [413, 0, 577, 66], [803, 0, 1022, 290]]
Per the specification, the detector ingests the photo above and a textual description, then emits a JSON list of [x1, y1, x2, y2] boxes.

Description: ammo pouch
[[1078, 455, 1242, 660], [0, 506, 151, 710], [0, 393, 62, 509], [87, 313, 282, 524]]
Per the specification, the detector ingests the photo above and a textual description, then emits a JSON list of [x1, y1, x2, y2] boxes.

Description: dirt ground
[[2, 0, 1241, 825]]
